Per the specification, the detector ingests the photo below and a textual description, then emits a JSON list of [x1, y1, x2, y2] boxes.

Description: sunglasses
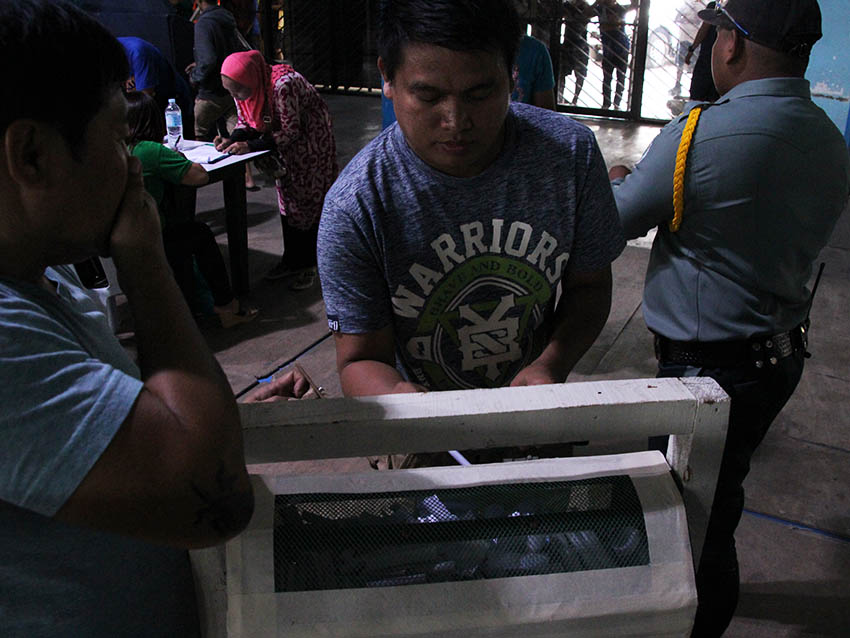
[[714, 0, 751, 37]]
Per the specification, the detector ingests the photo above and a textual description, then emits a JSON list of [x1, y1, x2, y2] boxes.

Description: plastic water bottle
[[165, 98, 183, 149]]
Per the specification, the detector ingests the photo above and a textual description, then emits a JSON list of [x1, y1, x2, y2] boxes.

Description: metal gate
[[279, 0, 382, 94], [530, 0, 714, 121], [274, 0, 714, 122]]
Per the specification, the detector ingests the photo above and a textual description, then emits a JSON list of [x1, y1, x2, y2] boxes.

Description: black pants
[[601, 30, 629, 109], [162, 221, 234, 308], [280, 216, 319, 270], [656, 351, 805, 637]]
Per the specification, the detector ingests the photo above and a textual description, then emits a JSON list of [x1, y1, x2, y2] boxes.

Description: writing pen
[[207, 154, 230, 165]]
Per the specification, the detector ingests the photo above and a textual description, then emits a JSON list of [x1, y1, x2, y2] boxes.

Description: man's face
[[52, 89, 130, 259], [382, 43, 511, 178]]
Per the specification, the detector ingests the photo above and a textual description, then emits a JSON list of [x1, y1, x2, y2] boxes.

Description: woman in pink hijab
[[216, 50, 338, 289]]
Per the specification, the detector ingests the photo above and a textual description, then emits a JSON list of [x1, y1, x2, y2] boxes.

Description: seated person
[[126, 91, 257, 327], [0, 2, 257, 633]]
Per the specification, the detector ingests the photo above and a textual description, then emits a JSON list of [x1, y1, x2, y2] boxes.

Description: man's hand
[[608, 164, 632, 181], [685, 50, 694, 65], [108, 155, 163, 269], [391, 381, 429, 394], [185, 61, 197, 75], [510, 362, 562, 387], [243, 369, 311, 402]]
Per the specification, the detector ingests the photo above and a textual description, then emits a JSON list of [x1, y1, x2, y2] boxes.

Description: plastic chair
[[74, 257, 123, 333]]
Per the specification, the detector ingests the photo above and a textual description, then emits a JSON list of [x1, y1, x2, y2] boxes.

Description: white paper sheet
[[181, 143, 230, 165]]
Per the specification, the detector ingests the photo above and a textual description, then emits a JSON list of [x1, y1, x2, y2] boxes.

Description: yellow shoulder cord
[[671, 105, 703, 232]]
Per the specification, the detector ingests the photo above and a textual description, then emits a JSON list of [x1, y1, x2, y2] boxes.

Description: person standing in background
[[561, 0, 594, 104], [216, 50, 339, 290], [222, 0, 261, 49], [685, 1, 720, 101], [593, 0, 638, 109], [511, 34, 557, 109], [187, 0, 244, 141]]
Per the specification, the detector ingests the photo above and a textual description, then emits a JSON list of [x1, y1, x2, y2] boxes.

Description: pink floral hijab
[[221, 50, 293, 132]]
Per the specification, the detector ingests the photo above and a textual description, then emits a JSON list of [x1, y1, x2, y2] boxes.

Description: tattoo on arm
[[191, 462, 252, 537]]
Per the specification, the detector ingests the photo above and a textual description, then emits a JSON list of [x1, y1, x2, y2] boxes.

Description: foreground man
[[0, 2, 254, 634], [319, 0, 624, 403], [611, 0, 849, 635]]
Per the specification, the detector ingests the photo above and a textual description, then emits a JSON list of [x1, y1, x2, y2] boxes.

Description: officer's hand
[[608, 164, 632, 181]]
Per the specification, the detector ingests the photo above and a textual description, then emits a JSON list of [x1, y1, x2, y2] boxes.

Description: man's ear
[[715, 28, 744, 66], [727, 28, 746, 64], [3, 120, 56, 189], [377, 57, 393, 99]]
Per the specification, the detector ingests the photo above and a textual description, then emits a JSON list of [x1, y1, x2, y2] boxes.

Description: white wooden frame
[[237, 376, 729, 565], [192, 377, 729, 637]]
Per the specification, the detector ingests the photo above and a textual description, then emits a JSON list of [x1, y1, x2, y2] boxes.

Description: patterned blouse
[[235, 67, 338, 230]]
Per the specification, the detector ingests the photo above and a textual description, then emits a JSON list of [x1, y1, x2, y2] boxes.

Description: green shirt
[[130, 140, 192, 224]]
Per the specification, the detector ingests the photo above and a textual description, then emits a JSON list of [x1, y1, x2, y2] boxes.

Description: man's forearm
[[534, 277, 612, 380], [116, 253, 240, 434], [340, 359, 423, 397]]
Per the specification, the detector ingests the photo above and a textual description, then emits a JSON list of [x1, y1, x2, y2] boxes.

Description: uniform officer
[[610, 0, 849, 635]]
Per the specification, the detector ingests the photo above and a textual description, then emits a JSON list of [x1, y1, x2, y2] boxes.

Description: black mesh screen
[[273, 476, 648, 592]]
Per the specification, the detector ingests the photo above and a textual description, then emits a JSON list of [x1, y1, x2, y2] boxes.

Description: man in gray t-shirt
[[318, 0, 624, 396], [0, 4, 258, 633]]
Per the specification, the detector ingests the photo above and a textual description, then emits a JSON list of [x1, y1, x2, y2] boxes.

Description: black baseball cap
[[698, 0, 822, 58]]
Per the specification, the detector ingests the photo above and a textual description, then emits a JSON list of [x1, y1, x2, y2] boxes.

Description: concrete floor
[[192, 93, 850, 636]]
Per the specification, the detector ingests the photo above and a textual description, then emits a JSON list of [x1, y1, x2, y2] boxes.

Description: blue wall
[[806, 0, 850, 137]]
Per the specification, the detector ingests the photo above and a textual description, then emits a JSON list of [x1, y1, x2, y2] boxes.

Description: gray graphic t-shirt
[[318, 103, 624, 390]]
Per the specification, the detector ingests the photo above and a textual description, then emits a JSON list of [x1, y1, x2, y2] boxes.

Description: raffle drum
[[192, 377, 730, 637]]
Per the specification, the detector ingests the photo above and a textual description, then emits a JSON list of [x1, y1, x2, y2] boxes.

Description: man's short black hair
[[0, 0, 129, 150], [378, 0, 522, 82]]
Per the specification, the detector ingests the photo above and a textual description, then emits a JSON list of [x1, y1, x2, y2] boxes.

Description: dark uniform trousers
[[656, 348, 805, 637]]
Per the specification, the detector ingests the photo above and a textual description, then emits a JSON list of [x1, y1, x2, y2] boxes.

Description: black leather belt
[[654, 324, 807, 369]]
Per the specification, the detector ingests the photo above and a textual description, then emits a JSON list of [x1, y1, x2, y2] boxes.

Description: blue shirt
[[120, 37, 191, 108], [511, 35, 555, 105], [614, 78, 850, 341]]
